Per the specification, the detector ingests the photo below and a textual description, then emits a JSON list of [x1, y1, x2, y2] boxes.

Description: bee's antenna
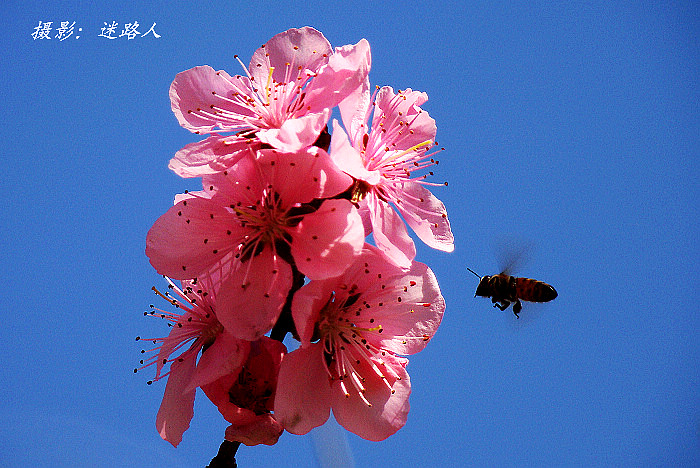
[[467, 268, 481, 279]]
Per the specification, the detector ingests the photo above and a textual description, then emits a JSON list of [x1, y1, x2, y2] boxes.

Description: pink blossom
[[141, 26, 454, 452], [274, 245, 445, 441], [168, 27, 371, 177], [331, 86, 454, 268], [146, 147, 365, 340], [136, 276, 249, 447], [168, 133, 264, 178], [202, 337, 287, 446]]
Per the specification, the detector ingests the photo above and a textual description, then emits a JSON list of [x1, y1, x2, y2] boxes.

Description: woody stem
[[206, 440, 240, 468], [270, 265, 305, 342]]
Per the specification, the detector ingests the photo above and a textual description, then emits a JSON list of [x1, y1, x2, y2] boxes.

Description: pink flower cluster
[[138, 27, 453, 449]]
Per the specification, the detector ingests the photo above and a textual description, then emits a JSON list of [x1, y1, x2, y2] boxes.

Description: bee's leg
[[513, 300, 522, 318], [493, 299, 510, 311]]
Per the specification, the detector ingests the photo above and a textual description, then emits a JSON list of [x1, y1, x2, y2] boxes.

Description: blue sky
[[1, 1, 698, 466]]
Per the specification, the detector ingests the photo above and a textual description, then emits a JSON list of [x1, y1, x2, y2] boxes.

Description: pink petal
[[291, 199, 365, 279], [187, 332, 250, 391], [256, 147, 353, 203], [274, 344, 331, 435], [303, 39, 372, 114], [249, 336, 287, 376], [202, 337, 286, 424], [173, 190, 201, 204], [257, 111, 330, 153], [145, 195, 244, 279], [290, 280, 331, 345], [215, 248, 293, 340], [372, 87, 436, 150], [330, 245, 445, 355], [357, 199, 374, 237], [155, 355, 197, 447], [201, 373, 256, 424], [169, 135, 259, 178], [394, 183, 454, 252], [200, 152, 262, 203], [369, 195, 416, 269], [249, 27, 332, 86], [244, 337, 286, 390], [366, 254, 445, 356], [225, 415, 283, 446], [330, 352, 411, 441], [170, 66, 255, 134], [329, 120, 380, 184], [338, 77, 372, 146]]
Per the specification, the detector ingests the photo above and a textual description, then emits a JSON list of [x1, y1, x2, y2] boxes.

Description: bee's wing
[[494, 235, 534, 276]]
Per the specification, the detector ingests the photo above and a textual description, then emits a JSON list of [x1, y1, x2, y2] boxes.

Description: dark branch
[[206, 440, 240, 468]]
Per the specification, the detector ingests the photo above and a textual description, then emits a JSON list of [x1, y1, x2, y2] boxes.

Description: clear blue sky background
[[1, 1, 698, 466]]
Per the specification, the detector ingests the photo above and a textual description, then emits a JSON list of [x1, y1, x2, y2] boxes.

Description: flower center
[[232, 58, 314, 129], [317, 290, 393, 407], [231, 189, 295, 261], [135, 278, 223, 385], [358, 88, 448, 194]]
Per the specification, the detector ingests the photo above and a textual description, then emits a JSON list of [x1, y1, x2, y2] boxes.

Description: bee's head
[[474, 276, 491, 297], [468, 268, 490, 297]]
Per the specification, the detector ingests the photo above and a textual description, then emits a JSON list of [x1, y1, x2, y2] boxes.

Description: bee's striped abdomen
[[515, 277, 557, 303]]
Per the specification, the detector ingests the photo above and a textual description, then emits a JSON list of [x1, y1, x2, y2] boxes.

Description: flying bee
[[467, 268, 557, 318]]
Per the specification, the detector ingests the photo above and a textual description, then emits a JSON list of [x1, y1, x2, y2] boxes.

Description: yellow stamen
[[382, 140, 433, 165], [265, 67, 275, 104], [351, 324, 383, 333]]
